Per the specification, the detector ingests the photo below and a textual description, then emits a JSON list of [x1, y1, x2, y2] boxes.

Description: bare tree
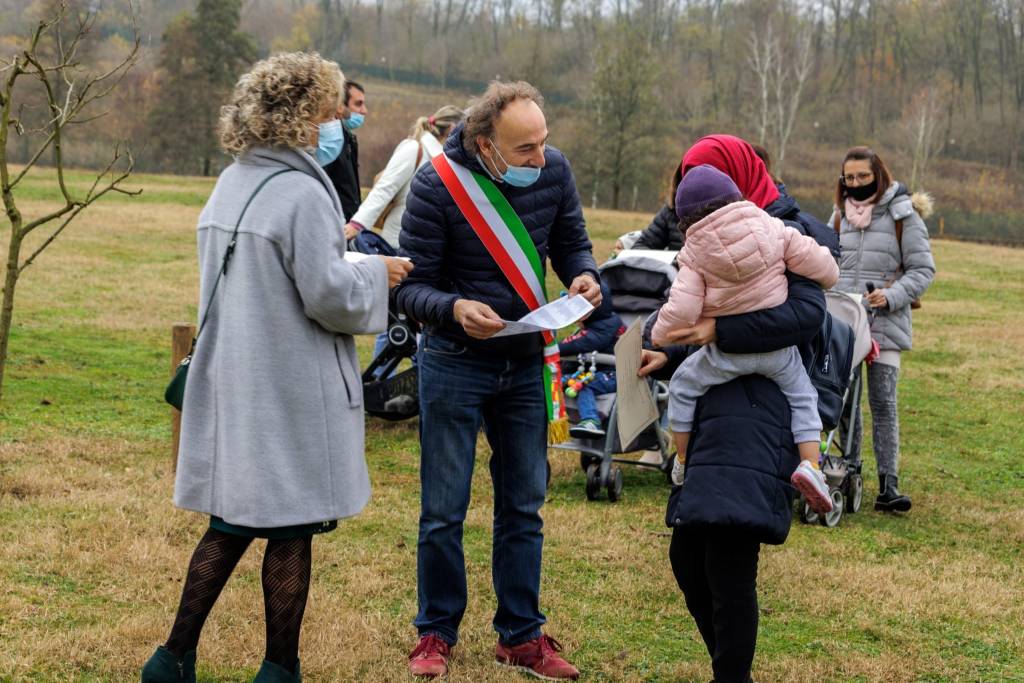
[[748, 19, 813, 176], [902, 86, 947, 190], [0, 2, 141, 402], [997, 0, 1024, 171], [749, 25, 776, 145], [771, 25, 814, 176]]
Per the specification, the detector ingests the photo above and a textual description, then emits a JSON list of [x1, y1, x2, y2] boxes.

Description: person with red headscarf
[[680, 134, 781, 209], [637, 134, 840, 683], [633, 135, 836, 256]]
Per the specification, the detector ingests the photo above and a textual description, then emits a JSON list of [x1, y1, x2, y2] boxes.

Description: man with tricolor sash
[[396, 81, 601, 680]]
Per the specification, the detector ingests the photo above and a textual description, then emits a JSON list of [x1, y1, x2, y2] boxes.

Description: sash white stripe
[[447, 160, 547, 307]]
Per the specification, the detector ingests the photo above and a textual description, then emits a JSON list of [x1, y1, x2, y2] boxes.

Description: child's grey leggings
[[844, 360, 901, 476], [668, 344, 822, 444]]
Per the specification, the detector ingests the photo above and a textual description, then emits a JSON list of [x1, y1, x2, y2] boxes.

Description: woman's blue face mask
[[314, 119, 344, 166]]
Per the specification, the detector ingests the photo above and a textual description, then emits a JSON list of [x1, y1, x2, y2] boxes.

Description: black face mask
[[845, 180, 878, 202]]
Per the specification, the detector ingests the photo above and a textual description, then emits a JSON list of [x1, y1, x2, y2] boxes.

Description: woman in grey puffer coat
[[830, 146, 935, 512]]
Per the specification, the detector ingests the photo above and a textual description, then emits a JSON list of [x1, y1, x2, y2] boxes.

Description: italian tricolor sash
[[432, 153, 569, 443]]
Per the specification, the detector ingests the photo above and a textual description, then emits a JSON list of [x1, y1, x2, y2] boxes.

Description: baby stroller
[[797, 288, 877, 527], [347, 232, 421, 421], [361, 295, 420, 420], [548, 249, 679, 502]]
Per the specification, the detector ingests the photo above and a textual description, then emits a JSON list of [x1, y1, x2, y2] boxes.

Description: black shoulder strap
[[895, 218, 905, 265], [195, 169, 294, 340]]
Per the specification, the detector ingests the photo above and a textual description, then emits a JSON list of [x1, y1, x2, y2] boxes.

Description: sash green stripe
[[472, 172, 546, 289]]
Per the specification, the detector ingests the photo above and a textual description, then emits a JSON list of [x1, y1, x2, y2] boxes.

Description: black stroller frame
[[547, 248, 682, 502], [797, 287, 879, 528], [361, 298, 421, 421], [549, 352, 675, 501]]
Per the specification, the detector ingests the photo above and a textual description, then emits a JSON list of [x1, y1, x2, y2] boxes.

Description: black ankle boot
[[875, 474, 912, 512], [253, 659, 302, 682], [141, 646, 196, 682]]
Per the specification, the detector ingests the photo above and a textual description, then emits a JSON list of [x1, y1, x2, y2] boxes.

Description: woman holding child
[[641, 135, 838, 683]]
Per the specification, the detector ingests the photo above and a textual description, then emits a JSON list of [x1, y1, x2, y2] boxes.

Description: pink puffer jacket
[[652, 201, 839, 347]]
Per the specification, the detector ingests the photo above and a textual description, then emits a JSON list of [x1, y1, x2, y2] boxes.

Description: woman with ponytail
[[347, 105, 465, 248]]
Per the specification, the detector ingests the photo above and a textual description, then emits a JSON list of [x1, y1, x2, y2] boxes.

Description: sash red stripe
[[432, 155, 553, 348]]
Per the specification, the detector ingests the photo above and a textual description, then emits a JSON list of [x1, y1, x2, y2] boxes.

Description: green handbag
[[165, 169, 293, 410]]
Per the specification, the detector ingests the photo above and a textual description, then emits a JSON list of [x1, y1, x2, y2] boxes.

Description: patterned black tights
[[261, 536, 312, 673], [163, 528, 312, 674], [165, 528, 252, 657]]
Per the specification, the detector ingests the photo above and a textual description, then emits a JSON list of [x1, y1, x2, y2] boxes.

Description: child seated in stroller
[[560, 280, 626, 439], [652, 165, 840, 514]]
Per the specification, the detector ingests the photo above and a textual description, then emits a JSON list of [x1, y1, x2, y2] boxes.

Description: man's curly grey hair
[[219, 52, 344, 155], [462, 81, 544, 156]]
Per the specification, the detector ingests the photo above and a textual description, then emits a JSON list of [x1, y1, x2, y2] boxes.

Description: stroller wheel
[[819, 489, 845, 528], [846, 473, 864, 513], [585, 464, 601, 501], [606, 466, 624, 503], [579, 452, 597, 473], [798, 498, 819, 525]]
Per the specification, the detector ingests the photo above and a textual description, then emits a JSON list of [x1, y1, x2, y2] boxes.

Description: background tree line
[[1, 0, 1022, 241]]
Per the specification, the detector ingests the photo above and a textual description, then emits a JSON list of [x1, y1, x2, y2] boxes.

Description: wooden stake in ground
[[170, 323, 195, 471], [0, 2, 141, 403]]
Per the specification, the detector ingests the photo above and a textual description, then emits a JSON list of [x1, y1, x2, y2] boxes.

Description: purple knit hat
[[675, 164, 744, 220]]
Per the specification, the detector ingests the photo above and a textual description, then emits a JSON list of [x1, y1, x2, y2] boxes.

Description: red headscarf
[[680, 135, 780, 210]]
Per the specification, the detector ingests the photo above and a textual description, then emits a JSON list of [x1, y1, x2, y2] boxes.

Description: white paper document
[[492, 294, 595, 338], [614, 319, 659, 448]]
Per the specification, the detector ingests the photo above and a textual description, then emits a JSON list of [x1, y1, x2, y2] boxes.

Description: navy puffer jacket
[[766, 183, 839, 260], [396, 123, 599, 358], [650, 211, 831, 544]]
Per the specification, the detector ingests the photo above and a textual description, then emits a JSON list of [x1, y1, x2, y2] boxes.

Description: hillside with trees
[[1, 0, 1022, 242]]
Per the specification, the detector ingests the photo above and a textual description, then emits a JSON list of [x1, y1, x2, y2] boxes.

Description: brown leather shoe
[[409, 634, 451, 678], [495, 634, 579, 680]]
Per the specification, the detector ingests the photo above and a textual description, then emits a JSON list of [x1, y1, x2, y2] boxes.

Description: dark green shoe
[[253, 659, 301, 682], [141, 646, 196, 682]]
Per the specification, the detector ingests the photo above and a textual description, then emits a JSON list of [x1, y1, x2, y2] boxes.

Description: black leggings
[[669, 526, 760, 683]]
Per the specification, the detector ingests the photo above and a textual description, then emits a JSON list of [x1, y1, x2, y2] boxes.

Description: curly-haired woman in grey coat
[[830, 147, 935, 512], [140, 52, 412, 682]]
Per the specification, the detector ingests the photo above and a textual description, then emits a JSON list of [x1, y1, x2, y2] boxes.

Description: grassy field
[[1, 167, 1023, 682]]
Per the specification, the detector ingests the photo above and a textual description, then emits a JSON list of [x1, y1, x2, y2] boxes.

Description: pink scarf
[[844, 197, 874, 229]]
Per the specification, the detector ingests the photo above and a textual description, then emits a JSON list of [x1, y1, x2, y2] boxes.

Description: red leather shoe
[[495, 634, 579, 680], [409, 634, 451, 678]]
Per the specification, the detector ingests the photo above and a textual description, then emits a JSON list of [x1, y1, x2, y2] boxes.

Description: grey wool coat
[[830, 183, 936, 351], [174, 146, 389, 528]]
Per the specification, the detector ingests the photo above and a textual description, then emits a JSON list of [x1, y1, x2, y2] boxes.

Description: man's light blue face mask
[[343, 112, 365, 131], [483, 137, 542, 188], [314, 119, 344, 166]]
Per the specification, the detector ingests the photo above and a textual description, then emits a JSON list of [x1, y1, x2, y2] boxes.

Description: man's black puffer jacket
[[396, 123, 598, 358]]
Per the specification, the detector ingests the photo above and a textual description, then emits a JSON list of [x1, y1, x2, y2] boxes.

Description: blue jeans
[[575, 371, 617, 423], [414, 333, 548, 646]]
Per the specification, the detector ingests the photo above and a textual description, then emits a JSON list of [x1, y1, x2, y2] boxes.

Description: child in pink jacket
[[652, 165, 840, 514]]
